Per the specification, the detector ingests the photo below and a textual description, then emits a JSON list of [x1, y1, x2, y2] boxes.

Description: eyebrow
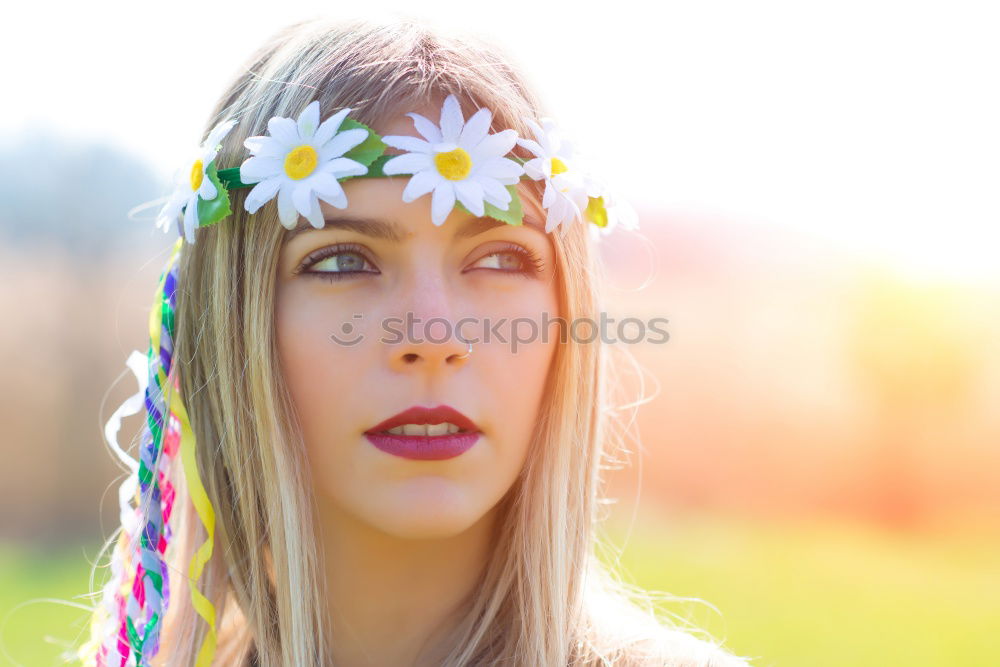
[[284, 213, 547, 242]]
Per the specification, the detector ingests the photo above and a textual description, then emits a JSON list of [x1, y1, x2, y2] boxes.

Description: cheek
[[474, 289, 561, 458], [274, 285, 362, 470], [487, 339, 554, 465]]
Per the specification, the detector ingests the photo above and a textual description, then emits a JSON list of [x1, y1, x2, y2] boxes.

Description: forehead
[[318, 178, 547, 243], [374, 101, 441, 154]]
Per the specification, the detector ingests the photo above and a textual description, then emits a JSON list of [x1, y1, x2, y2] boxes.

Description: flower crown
[[155, 94, 638, 244]]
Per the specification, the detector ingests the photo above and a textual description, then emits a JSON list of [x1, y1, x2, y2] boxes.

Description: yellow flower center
[[189, 159, 204, 192], [586, 196, 608, 228], [550, 156, 569, 175], [434, 147, 473, 181], [284, 145, 319, 180]]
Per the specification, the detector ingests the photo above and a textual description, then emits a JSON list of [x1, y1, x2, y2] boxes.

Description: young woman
[[78, 15, 752, 667]]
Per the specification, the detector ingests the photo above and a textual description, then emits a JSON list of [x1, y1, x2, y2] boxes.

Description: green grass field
[[0, 543, 102, 666], [598, 510, 1000, 666], [3, 512, 998, 666]]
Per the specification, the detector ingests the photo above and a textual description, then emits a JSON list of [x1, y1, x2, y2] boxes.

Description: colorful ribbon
[[80, 237, 218, 666]]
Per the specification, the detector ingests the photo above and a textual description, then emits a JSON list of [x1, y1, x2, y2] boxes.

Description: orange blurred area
[[597, 208, 1000, 534]]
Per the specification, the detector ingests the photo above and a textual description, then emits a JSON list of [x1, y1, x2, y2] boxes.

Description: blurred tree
[[0, 130, 169, 541], [0, 127, 166, 257]]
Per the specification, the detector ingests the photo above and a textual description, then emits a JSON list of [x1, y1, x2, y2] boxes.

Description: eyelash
[[296, 241, 545, 282], [297, 243, 378, 282], [466, 241, 545, 279]]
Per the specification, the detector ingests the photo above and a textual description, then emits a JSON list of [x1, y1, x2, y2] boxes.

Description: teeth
[[385, 422, 463, 436], [427, 423, 449, 436]]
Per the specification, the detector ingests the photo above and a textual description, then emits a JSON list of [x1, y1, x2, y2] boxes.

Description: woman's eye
[[300, 247, 379, 282], [467, 246, 544, 276], [313, 252, 370, 272], [471, 251, 524, 271]]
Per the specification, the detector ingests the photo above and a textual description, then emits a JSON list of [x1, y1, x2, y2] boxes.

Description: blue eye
[[299, 243, 379, 282]]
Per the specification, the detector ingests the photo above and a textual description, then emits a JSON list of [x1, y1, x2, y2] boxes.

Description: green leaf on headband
[[456, 184, 524, 226], [196, 161, 233, 227], [360, 155, 394, 177], [341, 118, 387, 168]]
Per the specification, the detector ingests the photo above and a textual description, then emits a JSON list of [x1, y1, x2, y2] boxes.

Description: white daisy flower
[[582, 173, 640, 242], [380, 94, 525, 226], [516, 116, 591, 234], [518, 116, 638, 240], [156, 118, 236, 244], [239, 101, 370, 229]]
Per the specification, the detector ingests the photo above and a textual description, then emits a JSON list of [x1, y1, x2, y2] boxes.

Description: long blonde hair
[[84, 14, 747, 667]]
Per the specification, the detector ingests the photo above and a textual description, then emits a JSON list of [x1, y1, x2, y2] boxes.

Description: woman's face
[[275, 110, 560, 539]]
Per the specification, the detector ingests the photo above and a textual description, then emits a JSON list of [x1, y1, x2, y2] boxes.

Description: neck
[[312, 496, 498, 666]]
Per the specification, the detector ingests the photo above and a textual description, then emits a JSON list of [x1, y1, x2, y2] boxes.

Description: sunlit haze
[[2, 0, 998, 282]]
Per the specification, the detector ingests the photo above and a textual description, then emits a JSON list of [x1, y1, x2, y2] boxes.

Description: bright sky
[[3, 0, 998, 283]]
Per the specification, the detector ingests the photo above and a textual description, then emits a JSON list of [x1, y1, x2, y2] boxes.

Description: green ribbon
[[216, 155, 530, 190]]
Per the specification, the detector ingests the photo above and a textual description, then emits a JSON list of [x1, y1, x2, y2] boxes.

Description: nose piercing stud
[[453, 337, 473, 360]]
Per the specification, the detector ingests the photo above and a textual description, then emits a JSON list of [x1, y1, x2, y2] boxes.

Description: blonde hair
[[85, 14, 749, 667]]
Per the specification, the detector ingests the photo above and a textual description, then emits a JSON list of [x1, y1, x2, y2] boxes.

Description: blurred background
[[2, 1, 998, 665]]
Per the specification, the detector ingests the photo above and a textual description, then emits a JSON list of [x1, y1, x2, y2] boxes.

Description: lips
[[364, 405, 480, 435], [363, 405, 482, 461]]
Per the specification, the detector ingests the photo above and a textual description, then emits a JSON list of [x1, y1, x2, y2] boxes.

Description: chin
[[362, 479, 492, 539]]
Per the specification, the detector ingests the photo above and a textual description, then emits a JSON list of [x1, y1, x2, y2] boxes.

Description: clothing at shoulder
[[636, 627, 753, 667]]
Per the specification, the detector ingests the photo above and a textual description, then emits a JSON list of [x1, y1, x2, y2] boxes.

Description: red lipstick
[[363, 405, 481, 460]]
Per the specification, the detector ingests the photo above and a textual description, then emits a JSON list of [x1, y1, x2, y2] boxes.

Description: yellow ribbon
[[172, 386, 218, 666]]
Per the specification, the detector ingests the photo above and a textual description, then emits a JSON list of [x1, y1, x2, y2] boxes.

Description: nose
[[391, 332, 472, 370], [387, 270, 474, 372]]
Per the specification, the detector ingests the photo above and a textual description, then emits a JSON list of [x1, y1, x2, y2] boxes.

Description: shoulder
[[578, 568, 753, 666], [580, 614, 753, 666], [635, 626, 753, 667]]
